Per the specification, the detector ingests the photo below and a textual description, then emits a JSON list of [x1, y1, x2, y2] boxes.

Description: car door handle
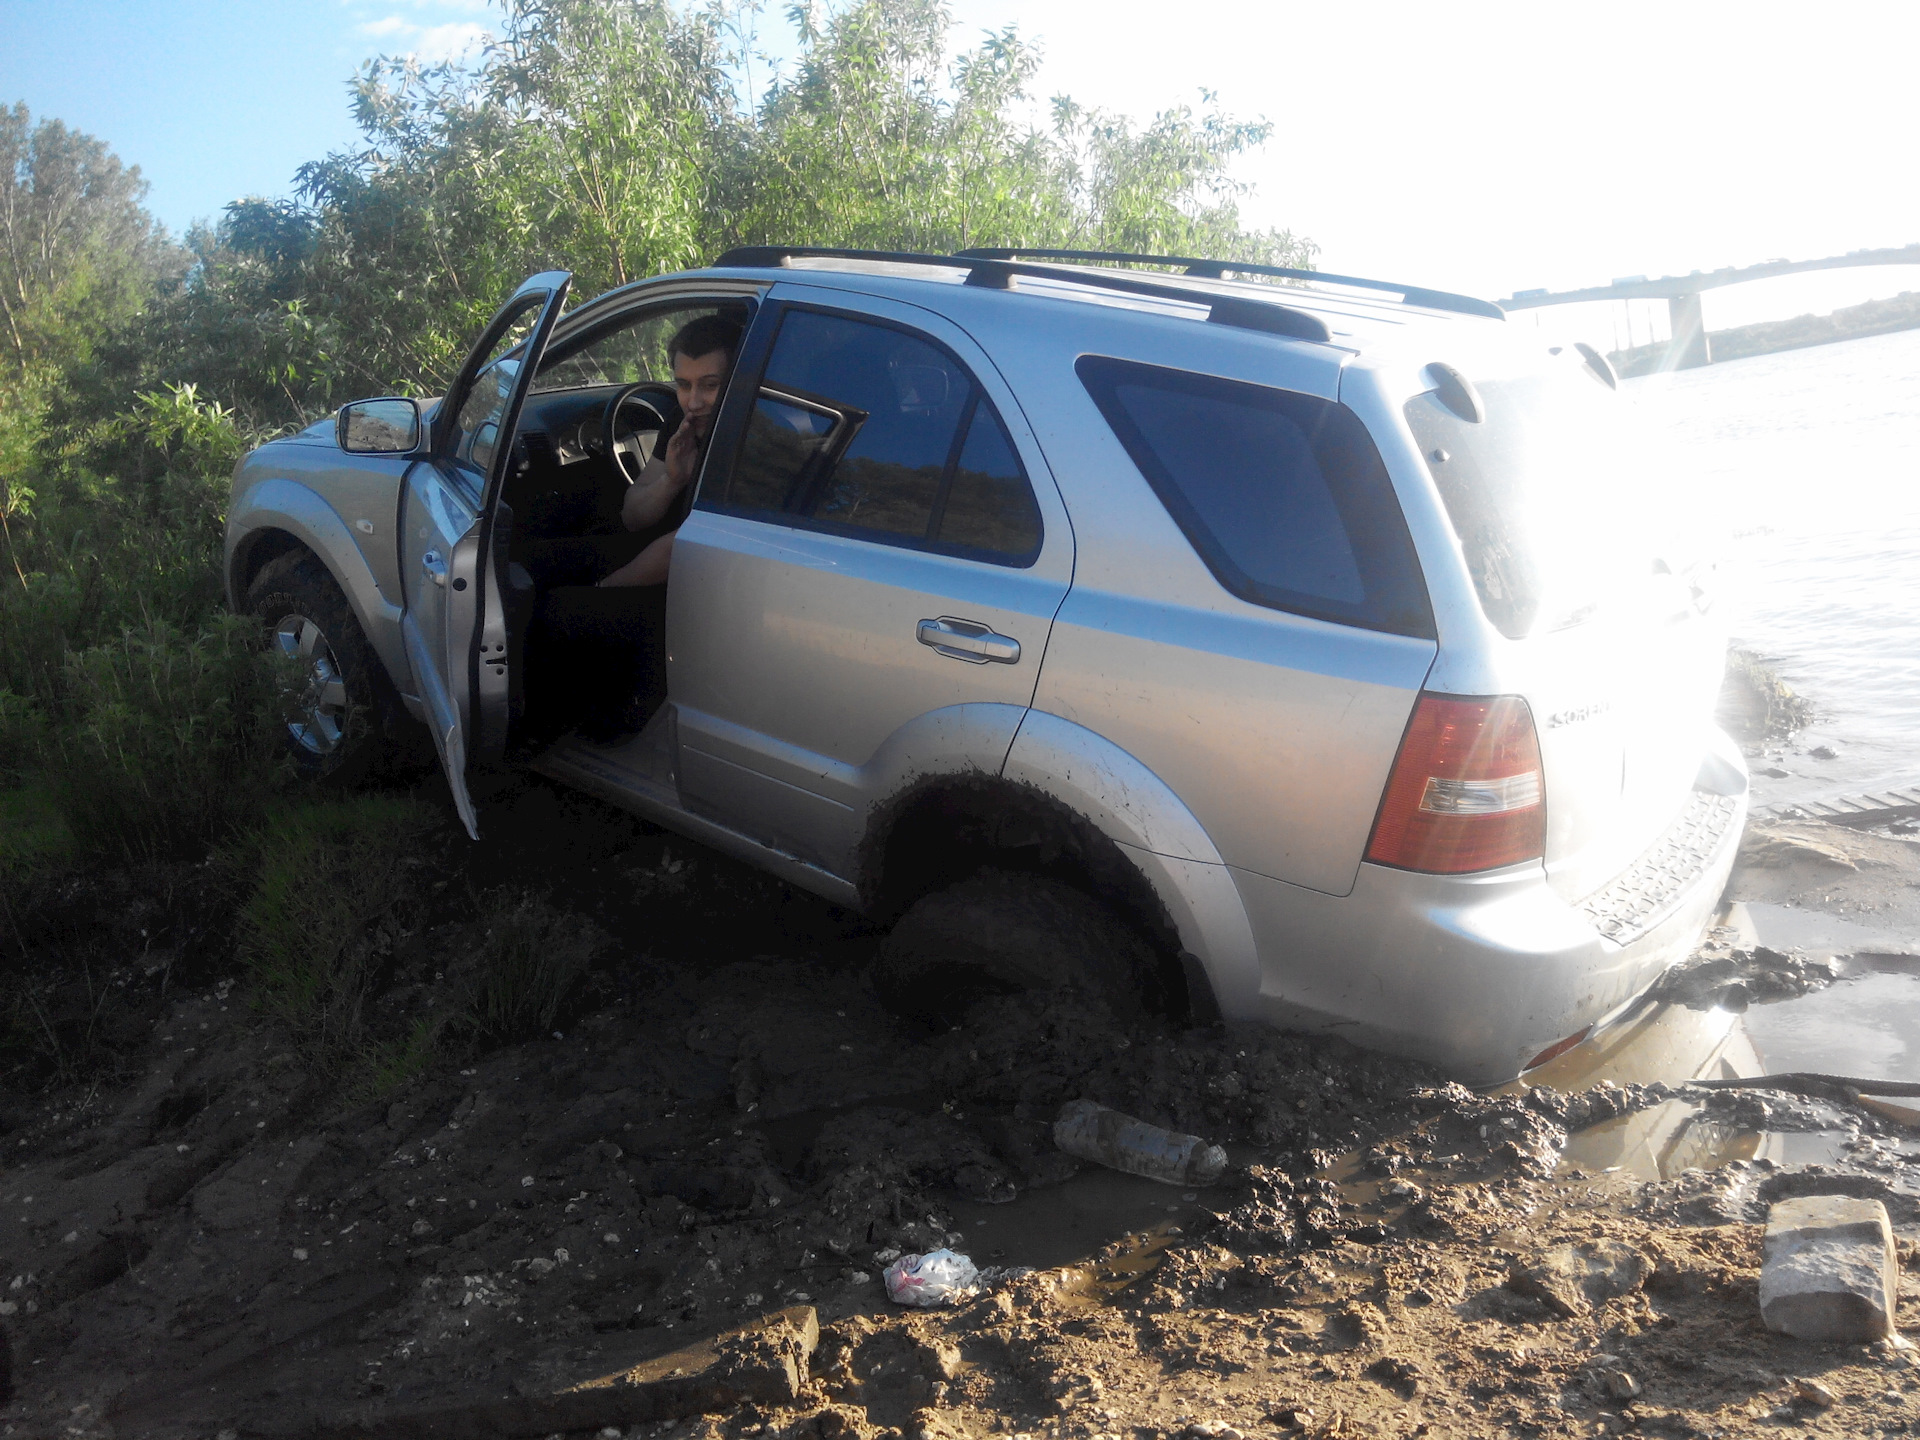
[[917, 616, 1020, 665], [422, 550, 447, 587]]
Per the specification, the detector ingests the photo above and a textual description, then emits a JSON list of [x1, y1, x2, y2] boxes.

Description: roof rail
[[709, 244, 1333, 343], [952, 247, 1507, 321]]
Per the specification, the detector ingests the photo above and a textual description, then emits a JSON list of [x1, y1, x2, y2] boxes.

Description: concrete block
[[1759, 1195, 1898, 1343]]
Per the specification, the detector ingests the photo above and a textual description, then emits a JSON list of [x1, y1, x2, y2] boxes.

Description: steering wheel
[[601, 381, 680, 481]]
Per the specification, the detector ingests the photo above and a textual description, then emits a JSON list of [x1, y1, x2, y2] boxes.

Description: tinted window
[[936, 406, 1042, 555], [1078, 357, 1432, 637], [712, 309, 1041, 565]]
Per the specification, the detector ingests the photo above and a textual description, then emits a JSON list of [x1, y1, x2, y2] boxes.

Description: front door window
[[707, 308, 1043, 566]]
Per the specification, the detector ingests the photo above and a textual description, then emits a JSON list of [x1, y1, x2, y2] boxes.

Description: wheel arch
[[857, 769, 1204, 1017], [227, 476, 412, 699]]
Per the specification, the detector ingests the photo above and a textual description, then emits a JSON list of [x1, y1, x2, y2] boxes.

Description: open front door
[[400, 270, 572, 836]]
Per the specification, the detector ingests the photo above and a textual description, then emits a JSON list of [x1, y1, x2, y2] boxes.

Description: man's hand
[[621, 422, 700, 533], [664, 421, 700, 494]]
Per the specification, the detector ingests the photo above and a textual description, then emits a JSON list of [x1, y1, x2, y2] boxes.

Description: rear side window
[[709, 308, 1043, 565], [1404, 358, 1651, 640], [1078, 357, 1433, 637]]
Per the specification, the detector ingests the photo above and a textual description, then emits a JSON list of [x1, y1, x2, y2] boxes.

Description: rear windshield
[[1078, 357, 1434, 638], [1404, 358, 1655, 639]]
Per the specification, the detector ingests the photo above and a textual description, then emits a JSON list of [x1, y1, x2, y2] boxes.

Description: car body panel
[[401, 270, 572, 834], [226, 471, 412, 697], [668, 285, 1075, 871], [1232, 784, 1744, 1085], [942, 295, 1435, 896]]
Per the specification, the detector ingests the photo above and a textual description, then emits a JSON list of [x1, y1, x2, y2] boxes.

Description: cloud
[[355, 14, 491, 61]]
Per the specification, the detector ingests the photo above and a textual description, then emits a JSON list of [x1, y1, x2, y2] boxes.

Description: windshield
[[1405, 355, 1672, 639]]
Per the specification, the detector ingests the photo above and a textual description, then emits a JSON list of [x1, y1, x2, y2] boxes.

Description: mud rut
[[2, 778, 1918, 1440]]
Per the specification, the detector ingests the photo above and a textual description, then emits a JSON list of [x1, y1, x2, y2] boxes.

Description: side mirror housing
[[338, 397, 422, 454]]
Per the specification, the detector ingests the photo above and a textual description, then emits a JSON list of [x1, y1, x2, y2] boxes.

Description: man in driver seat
[[524, 313, 743, 742]]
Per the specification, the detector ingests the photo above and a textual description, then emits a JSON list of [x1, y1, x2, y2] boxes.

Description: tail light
[[1366, 693, 1545, 873]]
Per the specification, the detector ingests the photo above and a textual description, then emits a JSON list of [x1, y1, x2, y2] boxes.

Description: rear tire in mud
[[246, 550, 394, 784], [872, 870, 1154, 1021]]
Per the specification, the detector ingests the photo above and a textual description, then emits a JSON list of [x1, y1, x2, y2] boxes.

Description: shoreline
[[1609, 289, 1920, 378]]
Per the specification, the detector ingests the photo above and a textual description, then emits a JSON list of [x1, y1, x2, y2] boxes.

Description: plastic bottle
[[1052, 1099, 1228, 1186]]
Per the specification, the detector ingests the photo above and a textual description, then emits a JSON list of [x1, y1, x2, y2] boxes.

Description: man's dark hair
[[670, 313, 744, 364]]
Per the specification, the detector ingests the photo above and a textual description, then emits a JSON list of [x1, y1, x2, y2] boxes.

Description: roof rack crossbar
[[710, 245, 1334, 343], [952, 247, 1506, 321]]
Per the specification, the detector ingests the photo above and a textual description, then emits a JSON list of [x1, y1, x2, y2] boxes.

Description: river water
[[1628, 326, 1920, 811]]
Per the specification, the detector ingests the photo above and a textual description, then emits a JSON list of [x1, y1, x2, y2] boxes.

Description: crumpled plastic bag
[[882, 1248, 980, 1307]]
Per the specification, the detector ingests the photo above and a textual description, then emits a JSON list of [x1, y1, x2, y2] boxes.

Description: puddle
[[1736, 897, 1920, 955], [1741, 968, 1920, 1081], [1470, 907, 1920, 1181], [945, 1158, 1217, 1273], [898, 898, 1920, 1287]]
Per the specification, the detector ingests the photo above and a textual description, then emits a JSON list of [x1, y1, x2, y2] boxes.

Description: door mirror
[[338, 397, 422, 453]]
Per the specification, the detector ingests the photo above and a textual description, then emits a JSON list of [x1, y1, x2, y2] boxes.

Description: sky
[[4, 0, 1917, 351]]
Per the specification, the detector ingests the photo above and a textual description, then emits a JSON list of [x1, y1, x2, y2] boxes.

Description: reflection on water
[[1630, 328, 1920, 808], [1506, 899, 1920, 1180]]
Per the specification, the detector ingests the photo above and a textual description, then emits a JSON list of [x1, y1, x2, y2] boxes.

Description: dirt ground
[[1, 781, 1918, 1439]]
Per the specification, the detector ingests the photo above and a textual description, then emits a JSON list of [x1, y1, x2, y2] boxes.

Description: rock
[[1364, 1356, 1422, 1397], [1792, 1377, 1836, 1408], [1760, 1195, 1899, 1343], [1601, 1369, 1640, 1401], [1508, 1241, 1647, 1317]]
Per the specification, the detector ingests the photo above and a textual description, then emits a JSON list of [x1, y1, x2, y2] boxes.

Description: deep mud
[[1, 787, 1918, 1438]]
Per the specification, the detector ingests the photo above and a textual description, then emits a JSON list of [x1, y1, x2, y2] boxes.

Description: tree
[[156, 0, 1315, 428], [0, 104, 173, 385]]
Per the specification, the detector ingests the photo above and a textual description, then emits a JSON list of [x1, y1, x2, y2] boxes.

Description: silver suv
[[225, 248, 1746, 1083]]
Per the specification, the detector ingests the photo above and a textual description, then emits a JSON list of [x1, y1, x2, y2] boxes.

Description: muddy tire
[[872, 870, 1153, 1020], [246, 550, 388, 783]]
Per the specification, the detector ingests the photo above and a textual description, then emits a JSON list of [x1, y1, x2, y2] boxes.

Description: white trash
[[883, 1248, 980, 1307], [1053, 1099, 1227, 1186]]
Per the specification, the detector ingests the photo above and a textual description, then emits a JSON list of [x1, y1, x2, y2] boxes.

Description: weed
[[462, 890, 605, 1046], [228, 795, 436, 1078], [349, 1013, 450, 1103], [40, 615, 289, 864], [0, 782, 69, 875]]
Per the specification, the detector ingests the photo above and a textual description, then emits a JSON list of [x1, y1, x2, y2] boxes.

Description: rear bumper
[[1232, 778, 1748, 1085]]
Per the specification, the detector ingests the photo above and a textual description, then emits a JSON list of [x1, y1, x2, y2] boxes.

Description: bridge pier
[[1665, 292, 1712, 369]]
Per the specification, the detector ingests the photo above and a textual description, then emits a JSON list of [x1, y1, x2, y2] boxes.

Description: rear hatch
[[1403, 349, 1728, 905]]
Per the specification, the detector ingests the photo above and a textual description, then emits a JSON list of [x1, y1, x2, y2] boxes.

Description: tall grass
[[37, 616, 287, 864], [229, 796, 436, 1077], [463, 890, 605, 1044]]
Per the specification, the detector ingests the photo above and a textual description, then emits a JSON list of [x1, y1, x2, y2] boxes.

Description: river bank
[[0, 766, 1915, 1438], [1609, 290, 1920, 378]]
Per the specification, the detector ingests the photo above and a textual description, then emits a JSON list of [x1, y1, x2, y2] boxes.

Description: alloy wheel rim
[[271, 612, 349, 755]]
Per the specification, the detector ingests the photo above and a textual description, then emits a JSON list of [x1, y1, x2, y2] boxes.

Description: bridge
[[1498, 242, 1920, 369]]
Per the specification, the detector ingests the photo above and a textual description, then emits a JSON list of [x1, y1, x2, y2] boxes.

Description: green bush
[[463, 890, 605, 1045], [229, 795, 436, 1077], [0, 781, 68, 875], [40, 614, 287, 864]]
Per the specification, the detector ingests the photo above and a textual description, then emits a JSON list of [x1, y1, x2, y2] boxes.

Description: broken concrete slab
[[296, 1305, 818, 1440], [1760, 1196, 1899, 1343]]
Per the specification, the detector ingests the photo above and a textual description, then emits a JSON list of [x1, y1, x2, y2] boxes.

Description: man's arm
[[619, 423, 700, 532], [597, 531, 675, 588]]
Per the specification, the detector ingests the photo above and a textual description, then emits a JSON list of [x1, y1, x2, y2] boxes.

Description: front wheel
[[871, 870, 1154, 1021], [247, 551, 385, 783]]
